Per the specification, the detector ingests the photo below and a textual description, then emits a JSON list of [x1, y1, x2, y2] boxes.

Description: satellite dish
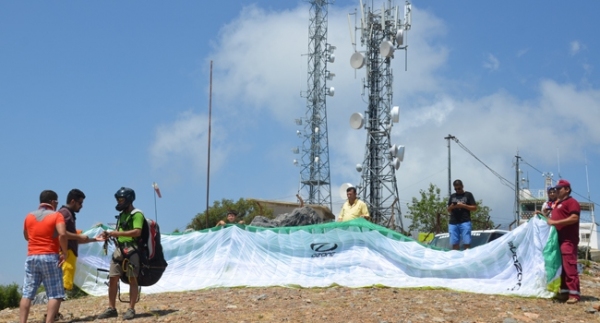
[[328, 54, 335, 63], [349, 112, 364, 129], [391, 106, 399, 123], [395, 29, 404, 46], [356, 164, 363, 172], [350, 52, 366, 69], [339, 183, 354, 199], [397, 145, 405, 162], [392, 158, 401, 170], [389, 144, 398, 157], [380, 40, 395, 58], [327, 87, 335, 97], [293, 159, 298, 166]]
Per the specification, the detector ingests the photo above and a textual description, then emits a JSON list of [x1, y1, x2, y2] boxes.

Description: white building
[[518, 182, 597, 250]]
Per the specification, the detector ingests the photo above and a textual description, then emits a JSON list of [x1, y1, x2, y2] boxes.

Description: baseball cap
[[555, 179, 571, 189]]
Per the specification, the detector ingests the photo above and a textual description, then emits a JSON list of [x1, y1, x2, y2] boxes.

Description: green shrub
[[66, 285, 88, 299], [0, 283, 21, 310]]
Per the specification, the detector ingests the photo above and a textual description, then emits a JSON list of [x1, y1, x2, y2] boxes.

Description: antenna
[[585, 151, 596, 255], [394, 6, 398, 30], [557, 148, 562, 178], [359, 0, 366, 33], [346, 0, 412, 232], [296, 0, 335, 211], [585, 151, 591, 200], [347, 13, 356, 51]]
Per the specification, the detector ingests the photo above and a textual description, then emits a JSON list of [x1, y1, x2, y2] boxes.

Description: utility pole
[[514, 153, 521, 225], [444, 134, 455, 198]]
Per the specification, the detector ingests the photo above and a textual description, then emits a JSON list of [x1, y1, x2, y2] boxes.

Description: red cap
[[555, 179, 571, 188]]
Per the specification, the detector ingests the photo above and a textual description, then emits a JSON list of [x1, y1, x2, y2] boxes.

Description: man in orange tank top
[[19, 190, 68, 323]]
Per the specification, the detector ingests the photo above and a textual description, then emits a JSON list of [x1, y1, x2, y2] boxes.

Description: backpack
[[116, 210, 168, 287]]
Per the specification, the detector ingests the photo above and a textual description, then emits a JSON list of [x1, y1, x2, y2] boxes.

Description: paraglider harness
[[100, 209, 168, 303]]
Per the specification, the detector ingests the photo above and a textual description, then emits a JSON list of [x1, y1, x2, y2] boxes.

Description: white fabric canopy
[[75, 216, 560, 298]]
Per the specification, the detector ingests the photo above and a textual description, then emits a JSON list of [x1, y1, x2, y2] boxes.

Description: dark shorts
[[109, 246, 140, 278]]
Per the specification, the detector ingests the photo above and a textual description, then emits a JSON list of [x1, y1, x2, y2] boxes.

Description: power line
[[520, 157, 600, 209], [450, 137, 515, 190], [520, 158, 545, 176]]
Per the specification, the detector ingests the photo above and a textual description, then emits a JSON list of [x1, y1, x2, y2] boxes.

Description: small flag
[[153, 182, 162, 198]]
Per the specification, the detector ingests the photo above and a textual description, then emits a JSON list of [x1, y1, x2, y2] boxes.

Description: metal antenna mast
[[348, 0, 411, 231], [296, 0, 336, 211]]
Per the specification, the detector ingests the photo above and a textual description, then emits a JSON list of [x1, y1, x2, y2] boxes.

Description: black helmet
[[115, 187, 135, 211]]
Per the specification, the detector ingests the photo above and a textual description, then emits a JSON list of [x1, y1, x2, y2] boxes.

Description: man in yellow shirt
[[338, 187, 370, 222]]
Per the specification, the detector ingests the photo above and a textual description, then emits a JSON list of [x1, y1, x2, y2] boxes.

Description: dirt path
[[3, 273, 600, 322]]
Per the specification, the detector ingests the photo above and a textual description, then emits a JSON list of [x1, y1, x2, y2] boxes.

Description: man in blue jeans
[[447, 179, 478, 250]]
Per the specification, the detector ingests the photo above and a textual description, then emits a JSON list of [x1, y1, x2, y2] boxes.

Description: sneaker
[[566, 297, 579, 304], [553, 293, 569, 301], [123, 308, 136, 320], [97, 307, 118, 319]]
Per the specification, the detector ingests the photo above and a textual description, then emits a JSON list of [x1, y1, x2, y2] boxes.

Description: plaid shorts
[[22, 254, 65, 300]]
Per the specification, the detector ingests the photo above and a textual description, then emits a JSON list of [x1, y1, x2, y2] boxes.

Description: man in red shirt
[[547, 179, 580, 304], [20, 190, 68, 323]]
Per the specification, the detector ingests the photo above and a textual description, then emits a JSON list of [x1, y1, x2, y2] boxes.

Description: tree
[[405, 183, 495, 238], [187, 198, 274, 230]]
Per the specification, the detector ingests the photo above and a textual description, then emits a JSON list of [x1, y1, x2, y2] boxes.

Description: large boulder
[[250, 206, 324, 227], [33, 291, 48, 305]]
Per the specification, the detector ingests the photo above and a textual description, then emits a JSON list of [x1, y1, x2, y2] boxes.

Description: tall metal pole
[[205, 61, 213, 229], [514, 153, 521, 225], [153, 186, 157, 222], [444, 134, 455, 198], [299, 0, 334, 211]]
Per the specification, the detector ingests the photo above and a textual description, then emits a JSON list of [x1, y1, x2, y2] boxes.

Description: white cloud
[[150, 111, 227, 179], [209, 5, 308, 122], [570, 40, 582, 56], [150, 2, 600, 229], [483, 53, 500, 71], [516, 48, 529, 58]]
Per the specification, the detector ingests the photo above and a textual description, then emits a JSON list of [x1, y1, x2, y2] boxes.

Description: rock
[[523, 312, 539, 319], [254, 294, 267, 301], [250, 207, 323, 227], [32, 291, 47, 305]]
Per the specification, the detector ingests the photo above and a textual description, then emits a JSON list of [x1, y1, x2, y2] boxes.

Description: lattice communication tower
[[348, 0, 411, 231], [294, 0, 336, 210]]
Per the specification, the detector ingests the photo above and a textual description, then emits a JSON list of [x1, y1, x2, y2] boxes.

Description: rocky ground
[[4, 266, 600, 323]]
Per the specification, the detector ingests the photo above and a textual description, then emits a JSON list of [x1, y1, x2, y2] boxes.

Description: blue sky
[[2, 0, 600, 285]]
